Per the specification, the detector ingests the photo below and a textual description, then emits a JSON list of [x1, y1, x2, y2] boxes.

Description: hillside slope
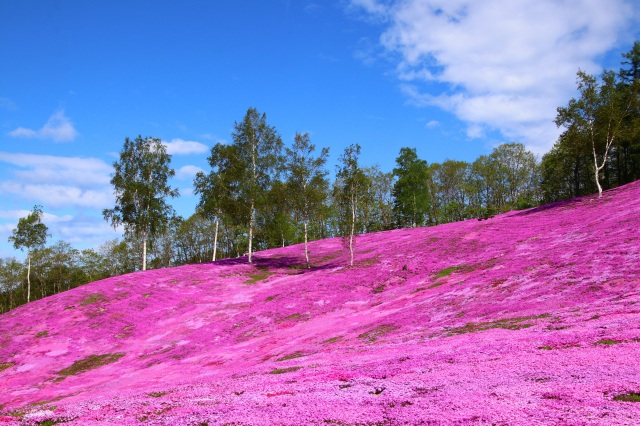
[[1, 182, 640, 425]]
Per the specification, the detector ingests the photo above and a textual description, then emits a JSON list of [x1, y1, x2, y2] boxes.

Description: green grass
[[57, 353, 125, 377], [276, 351, 306, 362], [614, 392, 640, 402], [80, 293, 106, 306], [358, 324, 399, 343], [35, 330, 49, 338], [270, 366, 303, 374], [265, 294, 279, 302], [435, 266, 461, 278], [321, 336, 343, 344], [245, 269, 275, 284], [595, 339, 622, 345], [0, 362, 14, 372], [147, 391, 168, 398], [372, 284, 386, 294], [446, 314, 550, 336]]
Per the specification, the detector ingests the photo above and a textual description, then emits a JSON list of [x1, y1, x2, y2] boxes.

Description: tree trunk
[[27, 251, 31, 303], [142, 231, 148, 271], [213, 218, 219, 262], [248, 202, 254, 264], [304, 221, 310, 269], [349, 193, 356, 267]]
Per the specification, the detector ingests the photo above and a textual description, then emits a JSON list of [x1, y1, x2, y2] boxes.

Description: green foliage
[[8, 205, 50, 303], [195, 108, 283, 264], [361, 165, 394, 232], [8, 205, 49, 254], [103, 136, 178, 270], [393, 147, 431, 228], [334, 144, 369, 266], [285, 132, 330, 267]]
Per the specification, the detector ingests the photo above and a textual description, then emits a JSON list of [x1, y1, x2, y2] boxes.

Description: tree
[[103, 136, 179, 270], [616, 41, 640, 184], [233, 108, 283, 263], [197, 108, 283, 264], [488, 143, 539, 210], [0, 257, 24, 313], [435, 159, 470, 223], [285, 132, 330, 268], [540, 129, 594, 202], [361, 165, 394, 232], [8, 205, 49, 303], [194, 143, 239, 262], [392, 148, 431, 228], [334, 144, 368, 266], [556, 70, 635, 197]]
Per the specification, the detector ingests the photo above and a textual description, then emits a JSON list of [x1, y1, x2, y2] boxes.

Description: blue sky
[[1, 0, 639, 258]]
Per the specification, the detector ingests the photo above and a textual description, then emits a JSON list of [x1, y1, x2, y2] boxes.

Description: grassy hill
[[1, 181, 639, 425]]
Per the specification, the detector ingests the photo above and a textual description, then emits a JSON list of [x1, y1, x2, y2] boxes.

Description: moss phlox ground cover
[[1, 182, 639, 425]]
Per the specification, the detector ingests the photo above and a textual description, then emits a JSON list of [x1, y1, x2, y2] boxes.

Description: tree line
[[2, 42, 638, 313]]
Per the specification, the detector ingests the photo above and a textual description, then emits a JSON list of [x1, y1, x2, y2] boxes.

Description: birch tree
[[8, 205, 49, 303], [103, 136, 178, 270], [556, 70, 635, 197], [285, 132, 329, 268], [197, 108, 282, 264], [234, 108, 283, 263], [334, 144, 367, 266]]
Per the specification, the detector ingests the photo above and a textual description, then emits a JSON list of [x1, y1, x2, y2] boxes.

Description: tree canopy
[[103, 136, 179, 270]]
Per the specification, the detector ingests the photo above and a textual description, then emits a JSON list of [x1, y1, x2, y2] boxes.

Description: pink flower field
[[1, 182, 640, 425]]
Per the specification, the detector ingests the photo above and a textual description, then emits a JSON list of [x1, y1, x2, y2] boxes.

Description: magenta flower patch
[[1, 182, 640, 424]]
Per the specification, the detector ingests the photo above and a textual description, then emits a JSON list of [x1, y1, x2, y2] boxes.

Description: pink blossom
[[1, 182, 639, 424]]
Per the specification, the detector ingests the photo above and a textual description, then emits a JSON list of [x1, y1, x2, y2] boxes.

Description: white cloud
[[353, 0, 638, 153], [9, 110, 79, 142], [176, 165, 204, 180], [162, 138, 208, 155], [0, 152, 112, 186], [425, 120, 439, 128], [0, 152, 113, 209], [0, 182, 112, 209], [0, 210, 72, 223]]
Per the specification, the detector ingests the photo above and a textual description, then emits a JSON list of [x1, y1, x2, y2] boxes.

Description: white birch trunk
[[27, 251, 31, 303], [248, 202, 254, 264], [142, 231, 147, 271], [349, 192, 356, 267], [304, 221, 310, 269], [213, 218, 219, 262], [593, 147, 604, 198]]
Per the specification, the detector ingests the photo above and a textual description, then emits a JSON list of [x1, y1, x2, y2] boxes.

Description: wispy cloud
[[176, 165, 204, 180], [9, 110, 79, 142], [163, 138, 208, 155], [352, 0, 638, 154], [0, 152, 111, 186], [0, 152, 113, 209]]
